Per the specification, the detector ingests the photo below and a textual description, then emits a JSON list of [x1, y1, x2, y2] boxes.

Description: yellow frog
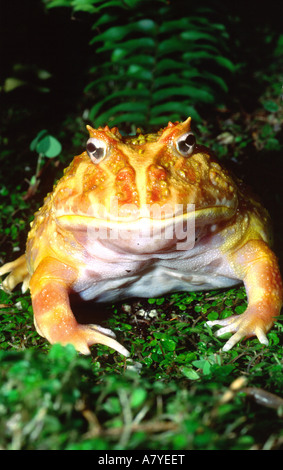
[[1, 118, 282, 356]]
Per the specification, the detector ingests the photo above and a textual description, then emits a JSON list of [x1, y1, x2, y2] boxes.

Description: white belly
[[75, 232, 240, 302], [79, 264, 240, 302]]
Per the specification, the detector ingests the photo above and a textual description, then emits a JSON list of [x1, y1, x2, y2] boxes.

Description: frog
[[1, 117, 282, 356]]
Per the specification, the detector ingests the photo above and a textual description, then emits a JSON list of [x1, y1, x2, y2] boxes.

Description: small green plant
[[28, 130, 62, 196], [1, 336, 283, 450]]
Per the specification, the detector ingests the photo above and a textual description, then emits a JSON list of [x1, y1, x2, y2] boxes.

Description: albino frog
[[1, 118, 282, 356]]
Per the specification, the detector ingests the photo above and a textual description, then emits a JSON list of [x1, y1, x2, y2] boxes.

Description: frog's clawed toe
[[66, 324, 130, 357], [206, 313, 269, 351]]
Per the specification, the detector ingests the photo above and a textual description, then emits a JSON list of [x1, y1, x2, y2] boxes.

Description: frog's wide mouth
[[57, 204, 236, 231]]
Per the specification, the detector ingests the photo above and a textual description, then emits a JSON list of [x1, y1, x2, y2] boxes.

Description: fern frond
[[44, 1, 235, 130]]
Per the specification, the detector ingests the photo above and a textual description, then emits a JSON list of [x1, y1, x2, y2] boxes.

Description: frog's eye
[[176, 132, 196, 157], [86, 138, 107, 163]]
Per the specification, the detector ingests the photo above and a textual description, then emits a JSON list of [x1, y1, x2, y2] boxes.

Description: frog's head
[[55, 118, 238, 252]]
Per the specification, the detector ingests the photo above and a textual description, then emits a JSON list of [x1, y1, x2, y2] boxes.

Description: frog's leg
[[0, 254, 30, 292], [207, 240, 283, 351], [29, 257, 129, 356]]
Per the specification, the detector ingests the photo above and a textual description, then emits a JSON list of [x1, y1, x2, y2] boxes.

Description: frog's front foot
[[29, 258, 130, 357], [35, 316, 130, 356], [206, 308, 271, 351]]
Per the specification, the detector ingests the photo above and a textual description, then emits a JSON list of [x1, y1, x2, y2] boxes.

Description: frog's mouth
[[57, 204, 236, 233], [57, 203, 237, 252]]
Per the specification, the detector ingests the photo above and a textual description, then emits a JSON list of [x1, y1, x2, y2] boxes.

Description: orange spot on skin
[[83, 164, 104, 191], [176, 164, 197, 184], [147, 164, 169, 203], [150, 188, 161, 203], [116, 167, 138, 204], [116, 167, 135, 181]]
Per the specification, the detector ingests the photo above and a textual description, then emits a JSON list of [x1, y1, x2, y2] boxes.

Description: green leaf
[[157, 38, 190, 57], [103, 397, 122, 415], [202, 71, 229, 92], [36, 135, 62, 158], [126, 66, 153, 82], [262, 100, 279, 112], [30, 130, 48, 152], [192, 359, 211, 375], [92, 13, 118, 28], [155, 58, 193, 75], [151, 102, 197, 118], [159, 18, 192, 34], [91, 25, 132, 44], [90, 19, 156, 44], [153, 75, 194, 89], [3, 78, 27, 92], [88, 89, 150, 120], [48, 343, 77, 361], [115, 54, 155, 68], [97, 37, 155, 55], [181, 30, 218, 43], [119, 0, 141, 8], [181, 367, 200, 380], [30, 130, 61, 158], [183, 51, 236, 72], [207, 311, 219, 321], [72, 0, 98, 13], [97, 101, 148, 117], [161, 338, 176, 352], [153, 71, 203, 90], [95, 112, 146, 128], [130, 388, 147, 408], [152, 86, 215, 104], [214, 56, 236, 72], [265, 137, 280, 151]]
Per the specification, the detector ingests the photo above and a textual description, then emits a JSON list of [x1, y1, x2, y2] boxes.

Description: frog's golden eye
[[176, 132, 196, 157], [86, 138, 107, 164]]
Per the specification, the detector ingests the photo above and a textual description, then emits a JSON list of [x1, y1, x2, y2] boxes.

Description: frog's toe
[[81, 324, 130, 357], [63, 324, 129, 356], [222, 328, 268, 351], [206, 314, 269, 351], [88, 324, 117, 339], [0, 254, 30, 292]]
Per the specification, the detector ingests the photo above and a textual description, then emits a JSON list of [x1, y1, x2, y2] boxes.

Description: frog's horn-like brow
[[183, 116, 192, 128], [86, 124, 95, 136], [157, 117, 192, 143], [175, 116, 192, 133]]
